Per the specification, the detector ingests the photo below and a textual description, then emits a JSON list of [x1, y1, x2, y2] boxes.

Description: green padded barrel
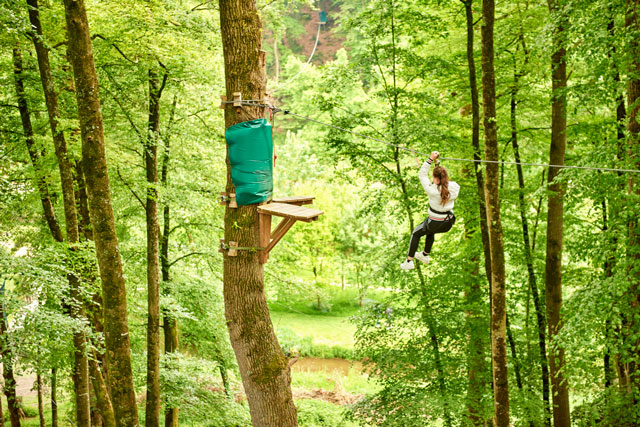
[[225, 118, 273, 206]]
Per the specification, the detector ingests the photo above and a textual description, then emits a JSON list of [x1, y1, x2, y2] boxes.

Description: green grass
[[272, 311, 357, 349]]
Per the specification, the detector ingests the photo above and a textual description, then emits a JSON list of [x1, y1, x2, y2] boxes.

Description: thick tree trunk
[[161, 96, 179, 427], [27, 3, 94, 423], [89, 357, 116, 427], [11, 46, 63, 242], [480, 0, 509, 424], [51, 369, 58, 427], [218, 1, 298, 425], [0, 301, 21, 427], [145, 67, 166, 427], [62, 0, 139, 425], [462, 3, 488, 425], [510, 59, 551, 425], [37, 374, 45, 427], [545, 1, 571, 425], [626, 0, 640, 399]]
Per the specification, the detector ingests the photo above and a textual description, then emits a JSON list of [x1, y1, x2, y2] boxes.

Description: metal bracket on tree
[[219, 192, 238, 208]]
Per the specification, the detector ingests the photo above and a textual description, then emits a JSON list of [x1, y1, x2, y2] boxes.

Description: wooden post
[[259, 213, 271, 263]]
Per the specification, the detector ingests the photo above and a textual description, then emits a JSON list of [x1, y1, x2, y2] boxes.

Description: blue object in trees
[[225, 119, 273, 206], [319, 11, 327, 24]]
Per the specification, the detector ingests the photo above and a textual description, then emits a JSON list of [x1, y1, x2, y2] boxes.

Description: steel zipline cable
[[219, 100, 640, 174]]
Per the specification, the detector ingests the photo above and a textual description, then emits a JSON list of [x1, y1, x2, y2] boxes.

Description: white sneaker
[[400, 259, 414, 271], [414, 252, 430, 265]]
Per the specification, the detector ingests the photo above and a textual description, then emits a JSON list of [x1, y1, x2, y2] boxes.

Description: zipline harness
[[220, 99, 640, 174]]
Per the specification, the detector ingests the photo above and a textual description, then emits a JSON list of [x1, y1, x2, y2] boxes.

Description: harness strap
[[429, 206, 452, 215]]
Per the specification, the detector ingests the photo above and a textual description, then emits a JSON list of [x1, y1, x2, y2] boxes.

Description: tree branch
[[116, 167, 145, 210], [168, 251, 207, 267]]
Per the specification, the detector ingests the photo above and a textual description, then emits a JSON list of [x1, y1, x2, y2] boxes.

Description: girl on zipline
[[401, 151, 460, 270]]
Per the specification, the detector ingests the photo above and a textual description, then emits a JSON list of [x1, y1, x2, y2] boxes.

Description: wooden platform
[[258, 197, 324, 263], [272, 196, 315, 206], [258, 202, 323, 222]]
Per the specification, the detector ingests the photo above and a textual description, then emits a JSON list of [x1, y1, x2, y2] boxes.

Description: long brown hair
[[433, 165, 450, 206]]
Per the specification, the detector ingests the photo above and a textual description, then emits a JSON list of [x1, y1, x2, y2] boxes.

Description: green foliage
[[296, 399, 359, 427], [160, 352, 251, 427]]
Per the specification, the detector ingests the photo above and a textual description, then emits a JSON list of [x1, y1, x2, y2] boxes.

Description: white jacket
[[418, 159, 460, 219]]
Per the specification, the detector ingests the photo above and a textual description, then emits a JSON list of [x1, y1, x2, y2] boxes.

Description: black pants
[[407, 215, 455, 258]]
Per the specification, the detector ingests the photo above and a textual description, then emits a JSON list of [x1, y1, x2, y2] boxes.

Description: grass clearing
[[271, 310, 357, 349]]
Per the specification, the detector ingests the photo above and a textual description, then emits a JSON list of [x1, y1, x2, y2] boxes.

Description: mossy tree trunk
[[11, 46, 63, 243], [480, 0, 510, 424], [545, 1, 571, 425], [218, 0, 298, 425], [161, 96, 179, 427], [0, 300, 21, 427], [626, 0, 640, 400], [145, 66, 167, 427], [462, 2, 489, 424], [62, 0, 139, 424]]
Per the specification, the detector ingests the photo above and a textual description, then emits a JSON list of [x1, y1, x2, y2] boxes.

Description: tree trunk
[[145, 66, 166, 427], [37, 374, 45, 427], [14, 37, 92, 426], [0, 300, 21, 427], [27, 3, 95, 423], [481, 0, 509, 424], [89, 357, 116, 427], [75, 159, 94, 240], [625, 0, 640, 399], [162, 96, 179, 427], [11, 46, 63, 243], [545, 1, 571, 425], [51, 369, 58, 427], [510, 55, 551, 425], [462, 3, 488, 424], [218, 1, 298, 425], [62, 0, 139, 425]]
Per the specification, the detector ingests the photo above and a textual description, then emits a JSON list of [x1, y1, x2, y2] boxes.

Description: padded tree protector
[[225, 118, 273, 206]]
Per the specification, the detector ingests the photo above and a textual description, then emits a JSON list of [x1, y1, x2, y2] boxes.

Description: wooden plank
[[272, 196, 315, 206], [258, 202, 323, 222]]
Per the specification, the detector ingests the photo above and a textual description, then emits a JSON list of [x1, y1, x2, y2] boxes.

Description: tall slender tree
[[62, 0, 139, 424], [626, 0, 640, 401], [545, 0, 571, 424], [462, 1, 489, 424], [145, 66, 167, 427], [480, 0, 509, 424], [24, 2, 96, 423], [218, 0, 298, 425]]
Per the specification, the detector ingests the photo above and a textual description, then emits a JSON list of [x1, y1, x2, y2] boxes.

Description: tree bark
[[37, 374, 45, 427], [62, 0, 139, 425], [481, 0, 509, 424], [625, 0, 640, 400], [510, 52, 551, 425], [545, 1, 571, 425], [75, 159, 94, 240], [11, 46, 63, 243], [27, 3, 94, 423], [161, 96, 179, 427], [89, 357, 116, 427], [218, 1, 298, 425], [145, 67, 166, 427], [51, 369, 58, 427], [462, 3, 488, 425], [0, 300, 21, 427]]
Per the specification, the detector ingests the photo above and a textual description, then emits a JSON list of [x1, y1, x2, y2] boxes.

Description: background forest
[[0, 0, 639, 426]]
